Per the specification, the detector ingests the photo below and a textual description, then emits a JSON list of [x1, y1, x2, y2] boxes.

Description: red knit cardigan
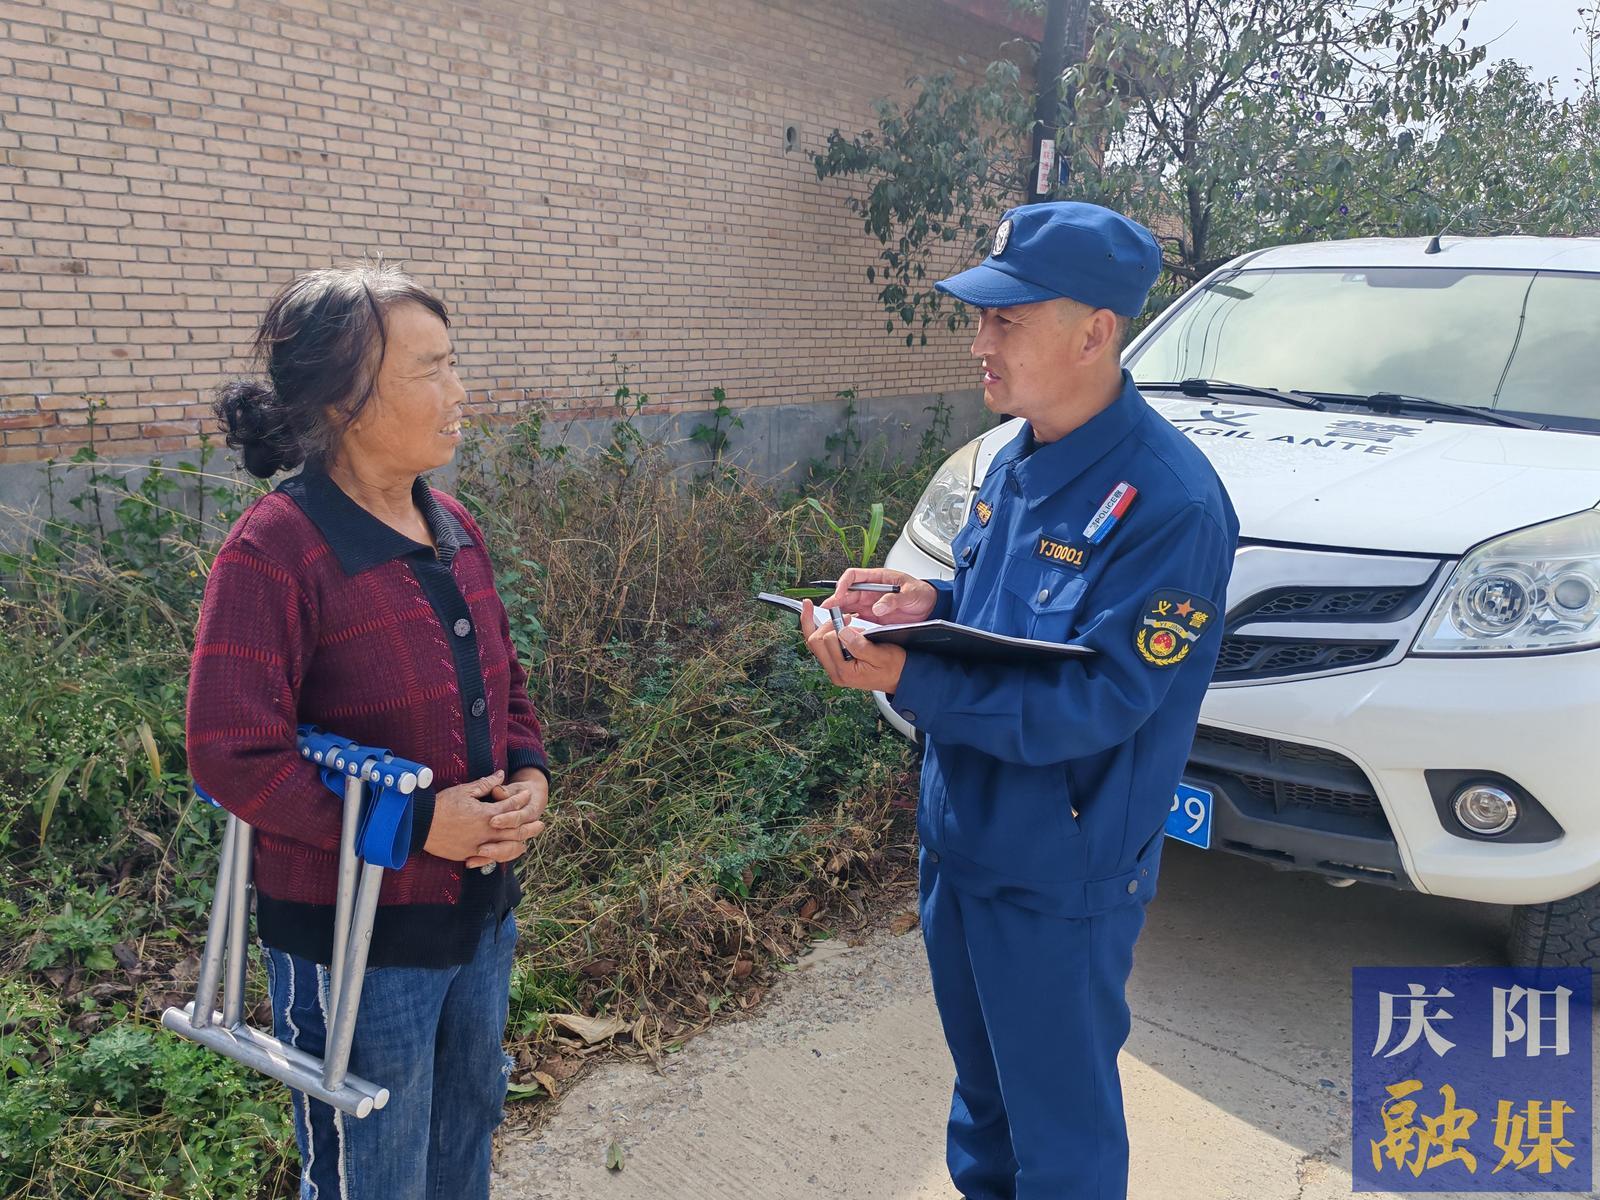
[[186, 467, 547, 967]]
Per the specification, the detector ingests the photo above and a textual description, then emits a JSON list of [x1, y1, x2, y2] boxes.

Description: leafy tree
[[815, 62, 1032, 346], [818, 0, 1531, 335], [1064, 0, 1486, 278], [1352, 55, 1600, 240]]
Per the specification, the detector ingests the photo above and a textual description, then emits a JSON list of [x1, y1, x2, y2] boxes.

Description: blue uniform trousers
[[920, 849, 1147, 1200]]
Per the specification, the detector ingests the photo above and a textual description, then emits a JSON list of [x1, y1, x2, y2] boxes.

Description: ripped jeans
[[262, 910, 517, 1200]]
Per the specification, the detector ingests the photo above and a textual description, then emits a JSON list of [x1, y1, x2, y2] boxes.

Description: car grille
[[1190, 726, 1386, 824], [1239, 772, 1380, 818], [1233, 585, 1422, 622], [1215, 637, 1393, 680], [1215, 546, 1444, 685]]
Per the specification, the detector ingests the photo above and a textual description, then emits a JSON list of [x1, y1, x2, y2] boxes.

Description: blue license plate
[[1166, 783, 1213, 849]]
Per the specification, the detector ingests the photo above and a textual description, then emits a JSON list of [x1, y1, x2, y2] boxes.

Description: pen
[[829, 606, 855, 661], [849, 583, 902, 594]]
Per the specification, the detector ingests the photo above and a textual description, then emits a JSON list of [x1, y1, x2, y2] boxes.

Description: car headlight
[[1413, 510, 1600, 655], [906, 439, 980, 567]]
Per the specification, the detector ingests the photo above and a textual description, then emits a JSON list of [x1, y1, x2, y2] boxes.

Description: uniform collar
[[278, 464, 472, 575], [994, 371, 1147, 507]]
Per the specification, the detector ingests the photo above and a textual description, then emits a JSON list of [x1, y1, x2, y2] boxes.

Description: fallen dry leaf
[[889, 910, 920, 936], [797, 898, 819, 920], [537, 1055, 583, 1082], [549, 1012, 630, 1046], [130, 826, 165, 853], [531, 1070, 560, 1096], [42, 967, 76, 995]]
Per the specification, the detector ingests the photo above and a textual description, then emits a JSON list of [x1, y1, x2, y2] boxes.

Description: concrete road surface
[[494, 842, 1585, 1199]]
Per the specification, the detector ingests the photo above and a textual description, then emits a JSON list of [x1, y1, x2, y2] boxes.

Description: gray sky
[[1455, 0, 1594, 98]]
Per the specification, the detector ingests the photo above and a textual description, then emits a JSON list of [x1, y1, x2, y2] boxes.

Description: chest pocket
[[949, 516, 991, 577], [1001, 553, 1088, 642]]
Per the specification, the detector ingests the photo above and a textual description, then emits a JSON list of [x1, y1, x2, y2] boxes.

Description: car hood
[[975, 400, 1600, 556]]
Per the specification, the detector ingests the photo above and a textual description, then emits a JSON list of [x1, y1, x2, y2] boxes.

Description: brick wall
[[0, 0, 1023, 464]]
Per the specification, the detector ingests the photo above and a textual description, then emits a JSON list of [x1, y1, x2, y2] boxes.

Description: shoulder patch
[[1136, 589, 1217, 668], [974, 498, 993, 527]]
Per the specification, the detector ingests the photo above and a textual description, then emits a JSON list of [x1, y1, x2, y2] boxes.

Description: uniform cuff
[[888, 649, 957, 737], [928, 580, 955, 623]]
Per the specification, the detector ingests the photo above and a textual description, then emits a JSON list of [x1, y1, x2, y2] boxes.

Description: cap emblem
[[992, 217, 1012, 258]]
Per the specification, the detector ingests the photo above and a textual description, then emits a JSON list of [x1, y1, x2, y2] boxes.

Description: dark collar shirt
[[186, 465, 548, 968], [890, 373, 1240, 915]]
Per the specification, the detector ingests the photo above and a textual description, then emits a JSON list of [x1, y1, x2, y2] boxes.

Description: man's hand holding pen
[[821, 568, 938, 624], [800, 568, 936, 693]]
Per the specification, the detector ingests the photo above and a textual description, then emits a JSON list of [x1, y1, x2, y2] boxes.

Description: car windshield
[[1127, 266, 1600, 432]]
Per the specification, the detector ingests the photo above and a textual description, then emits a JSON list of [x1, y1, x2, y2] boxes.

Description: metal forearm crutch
[[161, 728, 432, 1118]]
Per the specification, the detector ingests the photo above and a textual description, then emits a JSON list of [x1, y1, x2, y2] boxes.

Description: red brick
[[0, 411, 58, 430]]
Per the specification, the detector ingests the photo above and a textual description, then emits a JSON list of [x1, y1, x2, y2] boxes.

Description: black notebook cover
[[756, 593, 1094, 665]]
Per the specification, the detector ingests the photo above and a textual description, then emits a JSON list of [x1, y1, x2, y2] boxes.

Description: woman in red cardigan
[[190, 264, 549, 1199]]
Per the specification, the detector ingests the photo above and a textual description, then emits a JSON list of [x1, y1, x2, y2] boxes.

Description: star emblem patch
[[1136, 589, 1218, 668]]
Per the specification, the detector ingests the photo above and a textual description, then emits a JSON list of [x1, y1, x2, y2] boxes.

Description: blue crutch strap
[[296, 725, 433, 871], [310, 763, 412, 870], [357, 781, 416, 871]]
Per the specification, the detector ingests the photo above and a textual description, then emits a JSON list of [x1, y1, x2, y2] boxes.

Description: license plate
[[1166, 783, 1213, 849]]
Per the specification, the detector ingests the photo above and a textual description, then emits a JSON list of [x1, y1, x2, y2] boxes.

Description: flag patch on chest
[[1136, 589, 1217, 668], [1083, 481, 1138, 545], [974, 499, 993, 527]]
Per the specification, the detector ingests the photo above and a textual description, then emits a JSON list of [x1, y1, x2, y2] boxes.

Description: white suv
[[880, 236, 1600, 970]]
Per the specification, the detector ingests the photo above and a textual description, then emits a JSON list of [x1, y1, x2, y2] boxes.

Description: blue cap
[[934, 201, 1162, 318]]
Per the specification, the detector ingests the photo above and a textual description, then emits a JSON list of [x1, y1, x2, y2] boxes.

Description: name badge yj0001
[[1035, 534, 1089, 571]]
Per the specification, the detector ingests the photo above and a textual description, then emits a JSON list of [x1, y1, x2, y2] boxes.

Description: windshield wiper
[[1139, 378, 1326, 411], [1307, 391, 1545, 430]]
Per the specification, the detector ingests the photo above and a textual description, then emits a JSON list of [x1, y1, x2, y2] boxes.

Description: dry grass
[[453, 429, 926, 1104]]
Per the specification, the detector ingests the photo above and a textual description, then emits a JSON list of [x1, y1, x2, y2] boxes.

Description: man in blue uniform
[[803, 201, 1239, 1200]]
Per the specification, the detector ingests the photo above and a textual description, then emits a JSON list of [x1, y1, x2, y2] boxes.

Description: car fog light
[[1452, 784, 1519, 836]]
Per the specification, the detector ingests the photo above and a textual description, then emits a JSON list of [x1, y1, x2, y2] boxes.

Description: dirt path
[[493, 843, 1545, 1200]]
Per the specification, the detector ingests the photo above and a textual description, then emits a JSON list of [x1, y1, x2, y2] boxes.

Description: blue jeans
[[262, 910, 517, 1200]]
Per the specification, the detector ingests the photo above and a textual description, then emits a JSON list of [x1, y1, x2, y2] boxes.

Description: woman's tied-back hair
[[214, 262, 449, 478]]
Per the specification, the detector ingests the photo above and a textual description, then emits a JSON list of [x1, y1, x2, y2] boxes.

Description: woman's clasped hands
[[422, 769, 550, 870]]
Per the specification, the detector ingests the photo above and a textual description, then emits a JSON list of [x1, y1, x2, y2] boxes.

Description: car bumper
[[876, 533, 1600, 907], [1199, 649, 1600, 906]]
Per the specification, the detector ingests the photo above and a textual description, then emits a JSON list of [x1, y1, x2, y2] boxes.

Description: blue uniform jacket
[[892, 374, 1240, 916]]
